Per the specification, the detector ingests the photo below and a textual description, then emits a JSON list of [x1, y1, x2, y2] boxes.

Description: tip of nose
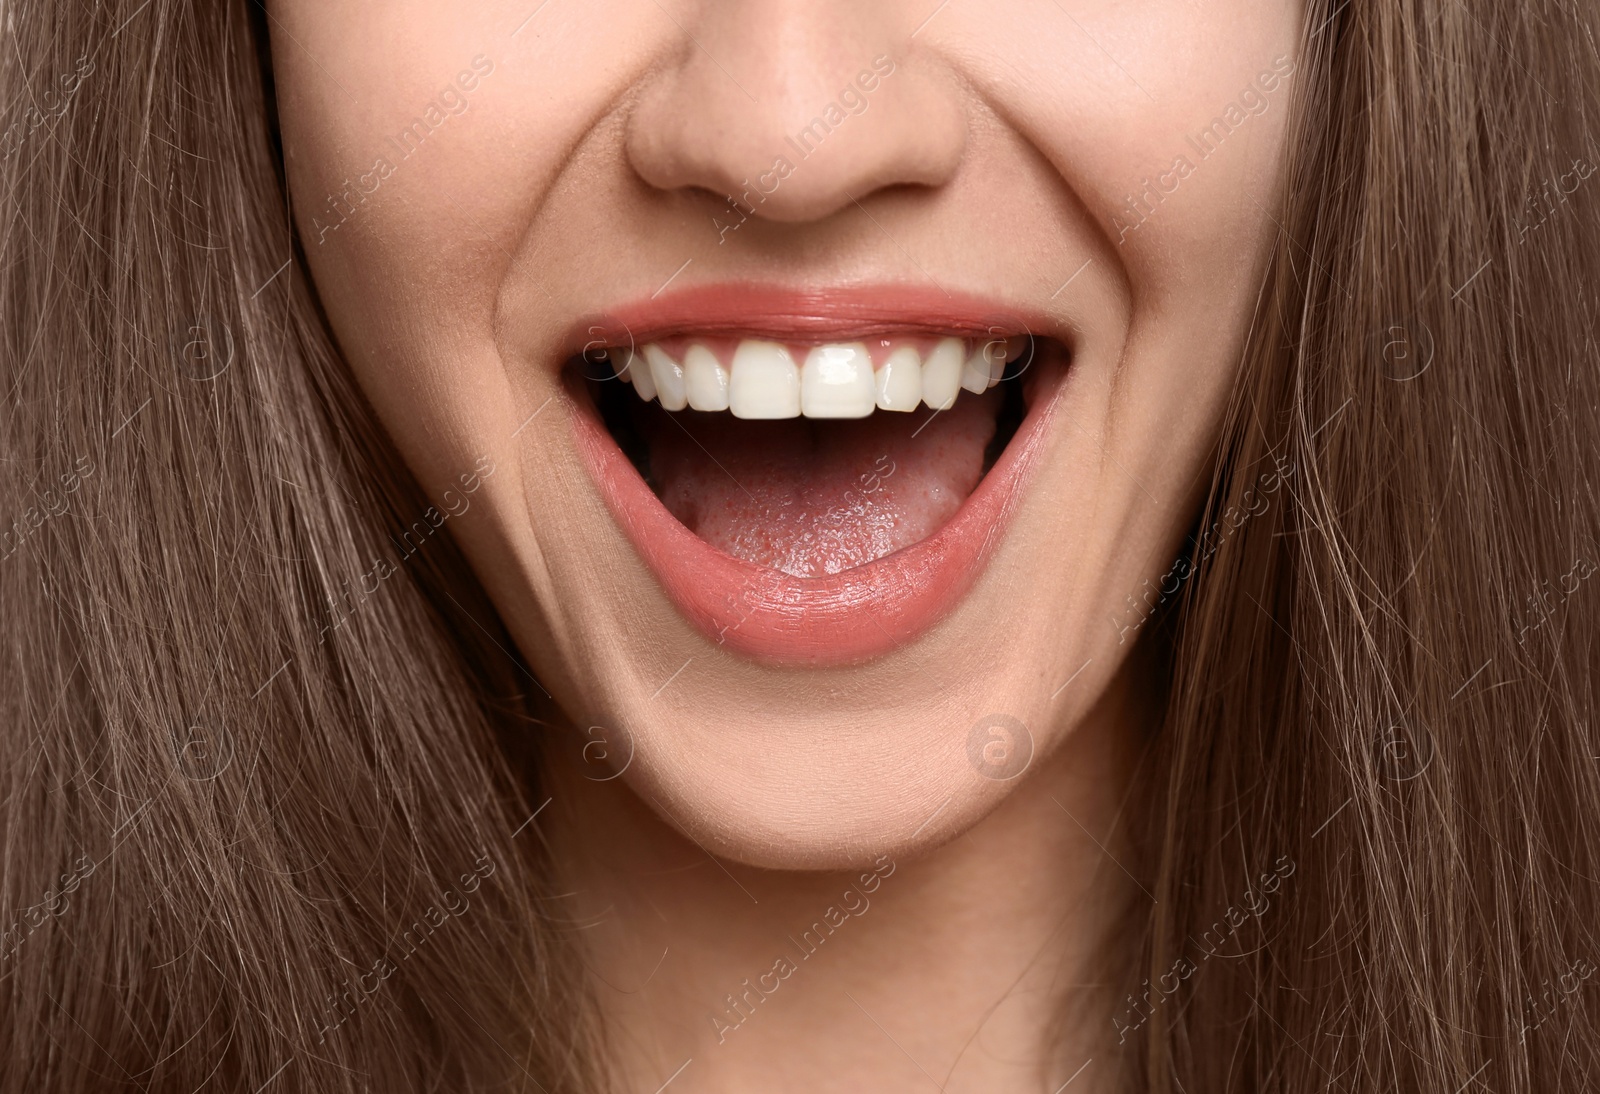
[[626, 55, 966, 225]]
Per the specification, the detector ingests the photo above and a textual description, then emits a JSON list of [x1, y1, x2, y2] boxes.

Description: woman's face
[[270, 0, 1300, 868]]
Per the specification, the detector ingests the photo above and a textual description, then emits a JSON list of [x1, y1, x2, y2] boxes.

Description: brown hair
[[0, 1, 1594, 1092], [0, 3, 594, 1090], [1136, 0, 1600, 1089]]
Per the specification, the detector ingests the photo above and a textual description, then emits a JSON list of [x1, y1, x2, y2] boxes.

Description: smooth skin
[[269, 1, 1299, 1089]]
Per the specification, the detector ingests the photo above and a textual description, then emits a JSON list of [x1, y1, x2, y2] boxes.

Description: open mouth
[[563, 286, 1070, 665], [586, 333, 1043, 577]]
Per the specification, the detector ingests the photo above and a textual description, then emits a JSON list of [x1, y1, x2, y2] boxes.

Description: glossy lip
[[564, 284, 1071, 667], [565, 283, 1058, 354]]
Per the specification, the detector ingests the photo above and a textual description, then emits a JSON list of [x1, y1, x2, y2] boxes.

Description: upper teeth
[[608, 336, 1024, 419]]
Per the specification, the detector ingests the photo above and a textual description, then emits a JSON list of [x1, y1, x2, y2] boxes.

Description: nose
[[625, 1, 966, 223]]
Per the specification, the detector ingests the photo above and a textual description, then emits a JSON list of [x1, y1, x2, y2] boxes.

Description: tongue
[[637, 395, 998, 577]]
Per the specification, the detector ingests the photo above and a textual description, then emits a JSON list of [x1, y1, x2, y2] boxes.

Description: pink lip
[[565, 284, 1069, 667], [567, 283, 1055, 350]]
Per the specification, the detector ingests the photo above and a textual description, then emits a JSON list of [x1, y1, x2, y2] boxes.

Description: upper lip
[[560, 283, 1068, 358]]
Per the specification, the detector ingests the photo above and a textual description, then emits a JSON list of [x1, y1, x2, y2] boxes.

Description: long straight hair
[[1138, 0, 1600, 1089], [0, 2, 596, 1090], [0, 0, 1595, 1091]]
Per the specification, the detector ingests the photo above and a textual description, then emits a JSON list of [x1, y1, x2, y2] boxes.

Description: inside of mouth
[[583, 335, 1051, 578]]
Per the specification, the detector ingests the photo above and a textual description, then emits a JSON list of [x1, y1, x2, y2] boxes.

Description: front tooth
[[875, 346, 922, 412], [801, 343, 874, 419], [609, 346, 635, 384], [645, 344, 688, 410], [961, 341, 998, 394], [922, 337, 963, 410], [683, 344, 731, 411], [729, 340, 801, 419]]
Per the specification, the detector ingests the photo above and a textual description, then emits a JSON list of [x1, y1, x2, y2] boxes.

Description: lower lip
[[568, 367, 1067, 667]]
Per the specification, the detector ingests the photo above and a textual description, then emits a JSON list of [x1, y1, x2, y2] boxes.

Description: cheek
[[272, 10, 549, 529], [1006, 3, 1299, 399], [272, 8, 601, 644], [1071, 21, 1297, 278], [967, 0, 1298, 280]]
